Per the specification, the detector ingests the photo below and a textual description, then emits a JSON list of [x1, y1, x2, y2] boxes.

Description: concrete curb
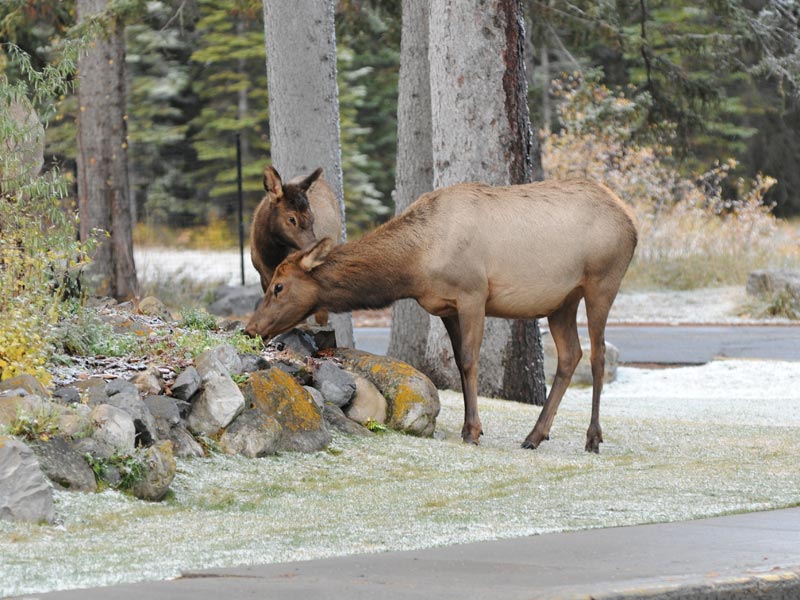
[[574, 568, 800, 600]]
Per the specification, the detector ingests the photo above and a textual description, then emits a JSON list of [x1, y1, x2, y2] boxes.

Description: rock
[[91, 404, 136, 455], [323, 403, 374, 437], [306, 326, 337, 351], [344, 375, 388, 425], [311, 360, 356, 407], [76, 378, 109, 406], [137, 296, 172, 321], [0, 437, 54, 524], [204, 345, 243, 376], [746, 269, 800, 300], [244, 368, 330, 452], [169, 424, 205, 458], [541, 331, 619, 386], [0, 395, 65, 433], [72, 437, 114, 460], [104, 381, 157, 447], [143, 395, 181, 440], [219, 409, 282, 458], [194, 350, 230, 381], [321, 349, 439, 437], [130, 367, 165, 396], [208, 283, 263, 317], [273, 359, 313, 385], [171, 366, 201, 401], [187, 371, 245, 437], [31, 436, 97, 492], [56, 406, 93, 439], [304, 386, 325, 410], [131, 441, 176, 502], [269, 329, 318, 357], [0, 374, 49, 398], [52, 386, 81, 405], [239, 353, 270, 373]]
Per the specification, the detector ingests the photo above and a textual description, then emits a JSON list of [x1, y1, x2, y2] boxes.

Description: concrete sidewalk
[[24, 507, 800, 600]]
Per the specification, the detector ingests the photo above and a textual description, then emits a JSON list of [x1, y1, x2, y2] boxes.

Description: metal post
[[236, 133, 245, 286]]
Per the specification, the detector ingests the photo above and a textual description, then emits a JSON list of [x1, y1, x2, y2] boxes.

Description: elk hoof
[[521, 440, 538, 450], [461, 424, 483, 445], [585, 427, 603, 453]]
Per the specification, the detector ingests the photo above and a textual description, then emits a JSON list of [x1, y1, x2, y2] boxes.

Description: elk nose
[[243, 326, 258, 338]]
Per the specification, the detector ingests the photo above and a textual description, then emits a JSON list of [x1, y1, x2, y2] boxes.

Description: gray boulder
[[311, 360, 356, 407], [143, 395, 181, 440], [130, 441, 176, 502], [219, 410, 282, 458], [746, 269, 800, 306], [541, 330, 619, 386], [104, 381, 157, 446], [270, 329, 318, 356], [171, 366, 201, 401], [239, 353, 270, 373], [0, 437, 54, 524], [0, 374, 49, 398], [204, 345, 243, 376], [208, 283, 263, 317], [91, 404, 136, 455], [304, 386, 326, 410], [31, 436, 97, 492], [187, 356, 244, 437], [169, 424, 205, 458]]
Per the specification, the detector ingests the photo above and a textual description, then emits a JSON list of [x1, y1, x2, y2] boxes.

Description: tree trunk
[[426, 0, 546, 405], [262, 0, 353, 348], [387, 0, 434, 368], [76, 0, 138, 300]]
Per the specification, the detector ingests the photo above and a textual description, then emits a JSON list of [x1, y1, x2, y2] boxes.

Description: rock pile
[[0, 306, 440, 523]]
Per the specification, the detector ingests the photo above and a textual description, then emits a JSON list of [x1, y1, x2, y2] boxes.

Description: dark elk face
[[244, 238, 334, 339], [263, 166, 324, 250]]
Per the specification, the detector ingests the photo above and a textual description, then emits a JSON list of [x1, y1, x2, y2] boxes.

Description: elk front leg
[[442, 304, 485, 445], [523, 293, 582, 449]]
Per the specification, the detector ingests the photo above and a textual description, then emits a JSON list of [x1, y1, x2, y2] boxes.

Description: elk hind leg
[[522, 292, 582, 449], [583, 282, 616, 453]]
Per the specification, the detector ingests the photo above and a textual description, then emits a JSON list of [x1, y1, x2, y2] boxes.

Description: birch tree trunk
[[77, 0, 138, 300], [262, 0, 353, 348], [426, 0, 546, 404], [387, 0, 434, 368]]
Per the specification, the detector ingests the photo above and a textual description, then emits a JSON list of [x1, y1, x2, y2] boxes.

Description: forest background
[[3, 0, 799, 249]]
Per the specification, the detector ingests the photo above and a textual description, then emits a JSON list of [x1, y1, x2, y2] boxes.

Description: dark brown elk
[[245, 179, 638, 453], [250, 165, 341, 291]]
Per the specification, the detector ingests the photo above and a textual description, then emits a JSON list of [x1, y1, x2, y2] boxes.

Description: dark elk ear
[[299, 238, 334, 272], [263, 165, 284, 198], [298, 167, 324, 192]]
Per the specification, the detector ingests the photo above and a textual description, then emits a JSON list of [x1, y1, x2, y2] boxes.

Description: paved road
[[31, 508, 800, 600], [355, 325, 800, 364]]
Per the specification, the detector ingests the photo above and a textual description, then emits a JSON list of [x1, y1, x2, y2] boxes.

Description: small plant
[[363, 418, 388, 433], [85, 452, 146, 490], [179, 308, 218, 331], [231, 372, 250, 385], [8, 407, 60, 442], [757, 289, 800, 320]]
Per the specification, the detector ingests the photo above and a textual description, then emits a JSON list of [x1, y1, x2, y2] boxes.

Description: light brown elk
[[245, 179, 638, 452], [250, 165, 341, 291]]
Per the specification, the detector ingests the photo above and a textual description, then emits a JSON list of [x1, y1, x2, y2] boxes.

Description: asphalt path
[[354, 325, 800, 364]]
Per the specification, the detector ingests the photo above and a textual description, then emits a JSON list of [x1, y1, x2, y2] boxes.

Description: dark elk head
[[263, 165, 324, 250], [244, 238, 334, 339]]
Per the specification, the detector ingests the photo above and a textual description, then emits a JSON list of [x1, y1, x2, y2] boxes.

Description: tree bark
[[263, 0, 353, 347], [387, 0, 434, 368], [77, 0, 138, 300], [426, 0, 546, 405]]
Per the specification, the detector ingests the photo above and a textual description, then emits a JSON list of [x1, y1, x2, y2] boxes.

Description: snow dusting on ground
[[2, 360, 799, 597]]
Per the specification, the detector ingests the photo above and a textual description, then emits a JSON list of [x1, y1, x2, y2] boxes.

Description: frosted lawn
[[2, 359, 799, 597]]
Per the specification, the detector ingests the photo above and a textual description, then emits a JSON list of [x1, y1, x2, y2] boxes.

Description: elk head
[[263, 165, 324, 250], [244, 238, 334, 339]]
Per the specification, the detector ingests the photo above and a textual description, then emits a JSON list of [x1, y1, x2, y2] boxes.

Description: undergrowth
[[542, 72, 800, 290]]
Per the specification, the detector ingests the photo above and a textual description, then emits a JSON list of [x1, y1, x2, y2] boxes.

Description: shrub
[[542, 72, 800, 290]]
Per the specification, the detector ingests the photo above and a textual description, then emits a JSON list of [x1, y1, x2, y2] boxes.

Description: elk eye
[[288, 217, 297, 226], [274, 283, 283, 297]]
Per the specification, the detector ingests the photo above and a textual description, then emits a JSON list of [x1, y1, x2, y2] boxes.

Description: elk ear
[[299, 238, 334, 272], [298, 167, 324, 192], [263, 166, 284, 199]]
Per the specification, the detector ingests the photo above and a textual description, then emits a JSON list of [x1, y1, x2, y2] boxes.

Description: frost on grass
[[1, 360, 799, 596]]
